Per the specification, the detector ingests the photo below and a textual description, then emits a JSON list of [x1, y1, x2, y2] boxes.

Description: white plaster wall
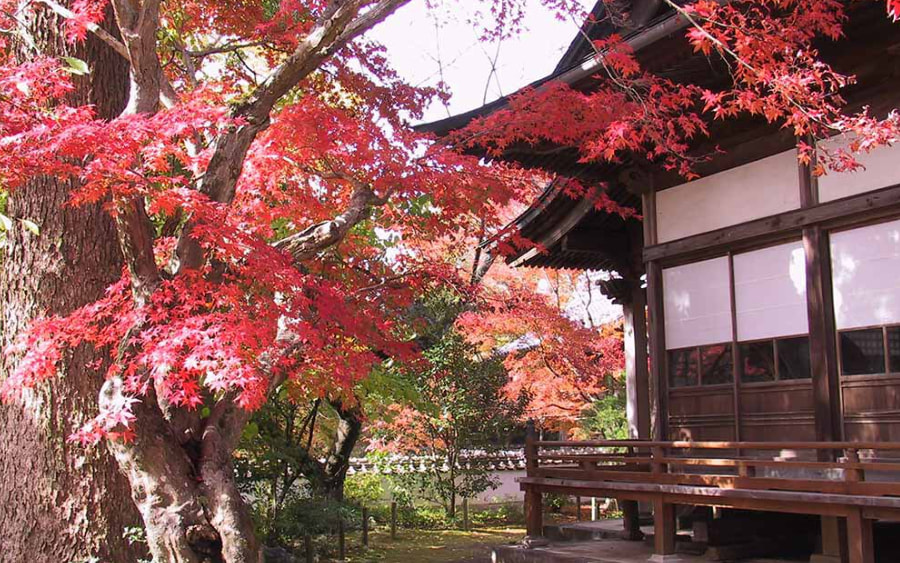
[[733, 241, 808, 341], [656, 150, 801, 243], [831, 218, 900, 330], [473, 470, 525, 505], [663, 256, 733, 349], [818, 138, 900, 203]]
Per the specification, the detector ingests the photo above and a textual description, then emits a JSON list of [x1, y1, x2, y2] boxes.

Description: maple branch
[[176, 0, 410, 272], [34, 0, 178, 107], [110, 0, 164, 114], [273, 182, 386, 263], [657, 0, 842, 135], [36, 0, 128, 59], [113, 198, 160, 304], [186, 40, 269, 58]]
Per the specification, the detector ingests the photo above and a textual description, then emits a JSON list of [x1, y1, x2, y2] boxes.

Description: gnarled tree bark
[[0, 4, 145, 562]]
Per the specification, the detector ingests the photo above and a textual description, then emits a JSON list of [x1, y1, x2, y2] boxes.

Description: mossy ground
[[336, 526, 526, 562]]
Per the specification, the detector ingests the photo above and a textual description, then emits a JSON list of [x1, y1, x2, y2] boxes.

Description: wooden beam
[[643, 181, 900, 264], [509, 188, 599, 268]]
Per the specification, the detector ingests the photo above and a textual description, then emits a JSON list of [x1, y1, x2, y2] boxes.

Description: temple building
[[421, 1, 900, 561]]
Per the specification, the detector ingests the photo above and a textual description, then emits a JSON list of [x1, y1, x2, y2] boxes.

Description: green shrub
[[344, 473, 384, 508], [544, 493, 568, 513]]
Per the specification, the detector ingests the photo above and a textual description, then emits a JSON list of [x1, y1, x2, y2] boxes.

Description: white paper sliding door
[[733, 241, 808, 341], [663, 257, 733, 350], [831, 218, 900, 330]]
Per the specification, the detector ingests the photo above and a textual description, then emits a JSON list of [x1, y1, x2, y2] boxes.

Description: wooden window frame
[[667, 343, 734, 389], [737, 333, 813, 386], [836, 323, 900, 379]]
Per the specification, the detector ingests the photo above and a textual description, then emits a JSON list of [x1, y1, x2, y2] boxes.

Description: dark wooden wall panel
[[739, 382, 816, 441], [668, 387, 736, 441], [842, 375, 900, 442]]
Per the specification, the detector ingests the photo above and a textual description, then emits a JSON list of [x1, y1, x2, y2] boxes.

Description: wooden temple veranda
[[421, 1, 900, 562]]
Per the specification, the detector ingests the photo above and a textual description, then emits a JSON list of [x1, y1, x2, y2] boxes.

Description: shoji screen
[[831, 218, 900, 330], [663, 256, 733, 350], [733, 241, 808, 341]]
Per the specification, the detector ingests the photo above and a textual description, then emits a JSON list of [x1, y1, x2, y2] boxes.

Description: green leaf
[[21, 219, 39, 235], [0, 213, 11, 231], [62, 57, 90, 76], [244, 422, 259, 439], [200, 406, 212, 419]]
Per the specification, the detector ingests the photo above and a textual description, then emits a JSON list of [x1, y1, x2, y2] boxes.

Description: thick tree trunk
[[0, 5, 146, 562], [321, 399, 363, 501]]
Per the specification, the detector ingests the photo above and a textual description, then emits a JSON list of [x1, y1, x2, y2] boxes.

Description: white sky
[[370, 0, 594, 123]]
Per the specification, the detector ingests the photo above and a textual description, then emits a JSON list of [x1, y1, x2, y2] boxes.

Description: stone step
[[493, 540, 659, 563], [542, 519, 654, 543]]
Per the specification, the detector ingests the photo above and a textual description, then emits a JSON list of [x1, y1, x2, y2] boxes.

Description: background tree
[[374, 290, 525, 519], [0, 4, 143, 561], [458, 266, 625, 433]]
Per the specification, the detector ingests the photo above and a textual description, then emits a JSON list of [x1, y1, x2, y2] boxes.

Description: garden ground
[[341, 526, 526, 563]]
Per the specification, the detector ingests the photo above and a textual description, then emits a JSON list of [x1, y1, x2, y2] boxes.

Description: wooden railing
[[520, 437, 900, 562]]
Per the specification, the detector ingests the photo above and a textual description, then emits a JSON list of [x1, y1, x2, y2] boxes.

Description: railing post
[[844, 448, 865, 482], [523, 419, 546, 545], [649, 445, 675, 560], [651, 446, 667, 474], [622, 445, 644, 541], [525, 419, 538, 477], [622, 499, 644, 541], [651, 497, 676, 560]]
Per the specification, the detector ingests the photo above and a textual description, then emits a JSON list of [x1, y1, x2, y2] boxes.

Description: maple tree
[[457, 266, 625, 431], [371, 288, 526, 519], [0, 1, 544, 560], [2, 0, 900, 561]]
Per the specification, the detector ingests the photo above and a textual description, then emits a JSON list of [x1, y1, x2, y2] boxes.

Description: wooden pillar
[[646, 260, 668, 441], [640, 189, 667, 442], [624, 285, 651, 441], [846, 508, 875, 563], [651, 498, 677, 560], [805, 225, 842, 443], [524, 420, 544, 540], [524, 489, 543, 538], [799, 144, 846, 563]]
